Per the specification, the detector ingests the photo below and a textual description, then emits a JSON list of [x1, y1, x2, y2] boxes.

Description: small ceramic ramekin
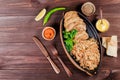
[[42, 27, 56, 41]]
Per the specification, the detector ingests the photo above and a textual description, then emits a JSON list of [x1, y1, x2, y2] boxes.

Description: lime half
[[35, 8, 46, 21]]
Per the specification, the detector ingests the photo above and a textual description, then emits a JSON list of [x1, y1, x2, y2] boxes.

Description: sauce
[[42, 27, 56, 40], [81, 2, 96, 16], [96, 19, 110, 32]]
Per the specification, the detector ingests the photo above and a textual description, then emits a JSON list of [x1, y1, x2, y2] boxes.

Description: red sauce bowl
[[42, 27, 56, 41]]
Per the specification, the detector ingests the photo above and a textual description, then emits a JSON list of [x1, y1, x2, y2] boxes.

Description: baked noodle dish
[[63, 11, 100, 71]]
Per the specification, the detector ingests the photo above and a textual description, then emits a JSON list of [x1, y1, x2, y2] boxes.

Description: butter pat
[[107, 36, 118, 57], [102, 37, 110, 48], [102, 35, 118, 57]]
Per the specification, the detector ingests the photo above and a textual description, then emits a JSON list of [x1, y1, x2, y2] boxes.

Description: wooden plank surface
[[0, 0, 120, 80]]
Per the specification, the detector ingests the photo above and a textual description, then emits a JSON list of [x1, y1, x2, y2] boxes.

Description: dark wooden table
[[0, 0, 120, 80]]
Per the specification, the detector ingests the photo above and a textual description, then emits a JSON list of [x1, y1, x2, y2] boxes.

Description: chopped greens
[[63, 29, 77, 52]]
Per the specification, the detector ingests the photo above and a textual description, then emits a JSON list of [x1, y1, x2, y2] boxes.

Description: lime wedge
[[35, 8, 46, 21]]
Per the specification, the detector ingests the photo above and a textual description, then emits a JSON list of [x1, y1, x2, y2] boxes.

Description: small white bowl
[[42, 27, 56, 41]]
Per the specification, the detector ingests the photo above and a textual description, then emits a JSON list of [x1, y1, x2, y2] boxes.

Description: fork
[[50, 45, 72, 77]]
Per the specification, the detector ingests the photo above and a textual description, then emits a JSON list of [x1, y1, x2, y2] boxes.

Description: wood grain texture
[[0, 0, 119, 80]]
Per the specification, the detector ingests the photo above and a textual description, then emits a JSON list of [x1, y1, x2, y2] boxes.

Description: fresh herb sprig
[[63, 29, 77, 52]]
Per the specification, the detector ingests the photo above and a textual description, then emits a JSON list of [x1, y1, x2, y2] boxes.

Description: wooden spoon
[[100, 7, 103, 24], [50, 45, 72, 77], [100, 7, 106, 29]]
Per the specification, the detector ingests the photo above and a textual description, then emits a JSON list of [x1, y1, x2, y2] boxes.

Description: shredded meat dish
[[64, 11, 100, 70]]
